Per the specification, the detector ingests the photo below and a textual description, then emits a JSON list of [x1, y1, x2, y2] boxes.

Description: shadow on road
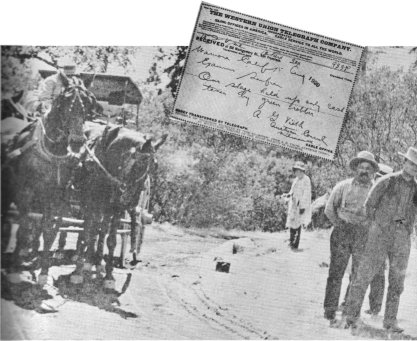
[[348, 322, 417, 340], [2, 250, 138, 319], [53, 272, 138, 319], [1, 272, 54, 313]]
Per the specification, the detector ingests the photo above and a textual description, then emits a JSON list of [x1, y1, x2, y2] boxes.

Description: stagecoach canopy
[[39, 70, 142, 106]]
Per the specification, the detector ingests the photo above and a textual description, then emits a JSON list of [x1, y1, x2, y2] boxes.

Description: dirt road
[[2, 223, 416, 339]]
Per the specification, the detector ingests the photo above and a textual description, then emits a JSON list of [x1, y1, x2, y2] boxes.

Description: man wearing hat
[[340, 162, 394, 317], [38, 63, 77, 111], [343, 147, 417, 333], [25, 62, 77, 115], [284, 160, 312, 249], [323, 150, 378, 324]]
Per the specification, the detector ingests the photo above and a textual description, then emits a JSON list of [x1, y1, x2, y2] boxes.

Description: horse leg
[[84, 214, 101, 273], [95, 213, 110, 275], [56, 231, 68, 259], [104, 211, 121, 290], [70, 212, 97, 284], [125, 208, 140, 267], [1, 168, 14, 253], [7, 211, 31, 283], [38, 214, 59, 286], [72, 230, 84, 262], [1, 214, 12, 253], [129, 209, 137, 254]]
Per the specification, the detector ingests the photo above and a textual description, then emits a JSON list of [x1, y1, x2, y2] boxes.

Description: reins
[[84, 143, 125, 188], [84, 139, 150, 192]]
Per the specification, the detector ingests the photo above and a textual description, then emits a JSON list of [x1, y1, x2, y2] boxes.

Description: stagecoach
[[4, 71, 153, 268]]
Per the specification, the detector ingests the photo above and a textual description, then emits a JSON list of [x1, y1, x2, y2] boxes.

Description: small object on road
[[36, 302, 58, 314], [215, 261, 230, 273]]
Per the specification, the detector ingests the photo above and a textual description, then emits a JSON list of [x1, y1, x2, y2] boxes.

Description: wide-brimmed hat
[[398, 146, 417, 165], [292, 161, 306, 172], [349, 151, 378, 171], [377, 163, 394, 177]]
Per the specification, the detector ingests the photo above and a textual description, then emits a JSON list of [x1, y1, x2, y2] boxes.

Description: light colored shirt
[[285, 174, 312, 229], [325, 178, 373, 226], [24, 73, 64, 114]]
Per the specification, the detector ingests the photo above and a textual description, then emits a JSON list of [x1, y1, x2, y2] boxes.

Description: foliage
[[1, 46, 135, 95], [338, 66, 417, 170], [146, 46, 187, 97], [151, 132, 294, 231], [2, 46, 416, 232]]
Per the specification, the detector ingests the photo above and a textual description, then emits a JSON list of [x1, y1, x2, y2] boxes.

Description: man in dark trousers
[[339, 163, 394, 316], [323, 151, 378, 324], [343, 146, 417, 333], [364, 163, 394, 315]]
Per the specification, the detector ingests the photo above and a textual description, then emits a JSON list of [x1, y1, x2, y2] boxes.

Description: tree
[[146, 46, 187, 96], [1, 46, 136, 94], [339, 65, 417, 169]]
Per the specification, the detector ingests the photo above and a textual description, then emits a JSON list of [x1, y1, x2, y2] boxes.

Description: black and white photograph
[[1, 1, 416, 340]]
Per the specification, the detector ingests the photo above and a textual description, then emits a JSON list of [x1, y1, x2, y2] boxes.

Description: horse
[[71, 121, 167, 289], [1, 72, 99, 285]]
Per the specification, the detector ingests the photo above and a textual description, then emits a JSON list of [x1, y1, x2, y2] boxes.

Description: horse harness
[[84, 127, 151, 194]]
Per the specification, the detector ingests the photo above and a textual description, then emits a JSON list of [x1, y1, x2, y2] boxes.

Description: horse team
[[1, 73, 167, 289]]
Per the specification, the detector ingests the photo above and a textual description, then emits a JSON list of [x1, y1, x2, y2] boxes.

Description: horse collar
[[35, 121, 70, 161]]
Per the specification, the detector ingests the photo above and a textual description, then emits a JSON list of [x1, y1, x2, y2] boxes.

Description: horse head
[[100, 128, 168, 207], [119, 134, 168, 207], [46, 72, 100, 154]]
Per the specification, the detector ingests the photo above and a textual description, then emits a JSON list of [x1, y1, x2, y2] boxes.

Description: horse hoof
[[71, 254, 79, 262], [70, 274, 83, 284], [7, 272, 23, 283], [124, 253, 140, 269], [103, 279, 116, 290], [83, 263, 93, 271], [37, 274, 49, 286]]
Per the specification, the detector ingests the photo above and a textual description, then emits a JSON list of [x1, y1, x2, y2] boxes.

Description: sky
[[2, 1, 416, 90], [0, 0, 415, 46]]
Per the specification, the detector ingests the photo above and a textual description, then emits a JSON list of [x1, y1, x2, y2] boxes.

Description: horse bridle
[[44, 79, 93, 145], [85, 143, 151, 193]]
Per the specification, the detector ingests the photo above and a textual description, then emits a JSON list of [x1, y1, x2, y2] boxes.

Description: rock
[[215, 261, 230, 273]]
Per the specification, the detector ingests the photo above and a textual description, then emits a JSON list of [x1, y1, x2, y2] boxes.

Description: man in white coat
[[285, 161, 312, 249]]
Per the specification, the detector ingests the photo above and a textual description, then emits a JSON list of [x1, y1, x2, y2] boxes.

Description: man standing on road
[[364, 163, 394, 316], [284, 161, 312, 250], [343, 147, 417, 333], [339, 163, 394, 316], [323, 151, 378, 324]]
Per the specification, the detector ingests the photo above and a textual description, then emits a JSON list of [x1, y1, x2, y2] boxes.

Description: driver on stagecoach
[[24, 60, 78, 116]]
